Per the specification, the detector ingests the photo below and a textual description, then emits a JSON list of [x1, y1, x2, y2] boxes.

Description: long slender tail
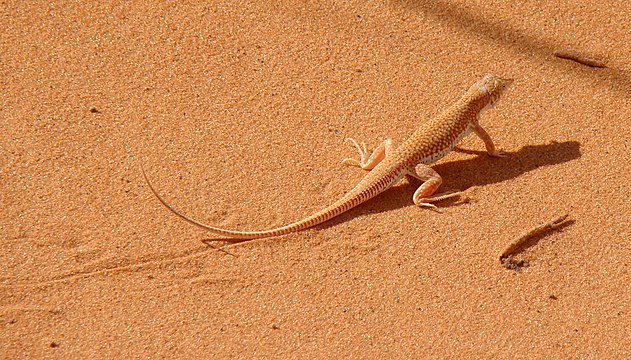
[[142, 166, 386, 240]]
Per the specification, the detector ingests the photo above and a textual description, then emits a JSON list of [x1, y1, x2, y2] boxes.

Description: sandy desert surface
[[1, 1, 630, 358]]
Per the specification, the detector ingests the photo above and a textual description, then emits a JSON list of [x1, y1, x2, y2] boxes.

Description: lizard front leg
[[342, 138, 394, 170], [409, 163, 463, 208], [471, 123, 507, 158]]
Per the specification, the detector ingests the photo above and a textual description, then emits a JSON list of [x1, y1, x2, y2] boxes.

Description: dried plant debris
[[553, 50, 606, 68], [501, 255, 530, 272], [500, 214, 571, 271]]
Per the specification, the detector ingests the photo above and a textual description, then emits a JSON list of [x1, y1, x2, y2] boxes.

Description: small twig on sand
[[500, 214, 570, 269], [553, 50, 606, 68]]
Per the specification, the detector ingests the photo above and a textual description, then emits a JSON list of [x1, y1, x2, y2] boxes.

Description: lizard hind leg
[[342, 138, 394, 170], [409, 163, 463, 209]]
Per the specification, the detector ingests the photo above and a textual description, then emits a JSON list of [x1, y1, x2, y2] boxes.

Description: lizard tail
[[142, 166, 380, 240]]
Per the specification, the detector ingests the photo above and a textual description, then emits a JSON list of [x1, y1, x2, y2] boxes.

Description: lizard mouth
[[489, 76, 513, 104], [488, 75, 513, 93], [475, 75, 513, 97]]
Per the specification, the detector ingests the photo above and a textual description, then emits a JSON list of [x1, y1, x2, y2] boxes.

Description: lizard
[[143, 74, 512, 240]]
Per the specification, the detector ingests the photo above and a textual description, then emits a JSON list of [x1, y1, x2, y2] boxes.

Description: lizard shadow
[[314, 140, 580, 231], [438, 140, 581, 191], [207, 140, 580, 245]]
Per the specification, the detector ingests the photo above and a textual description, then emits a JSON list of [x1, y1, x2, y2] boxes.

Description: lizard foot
[[415, 191, 464, 210], [341, 138, 368, 168], [488, 149, 508, 158]]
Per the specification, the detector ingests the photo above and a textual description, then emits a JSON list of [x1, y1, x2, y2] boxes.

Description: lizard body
[[144, 74, 512, 240]]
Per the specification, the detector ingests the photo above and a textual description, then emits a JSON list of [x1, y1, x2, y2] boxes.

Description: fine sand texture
[[1, 1, 630, 358]]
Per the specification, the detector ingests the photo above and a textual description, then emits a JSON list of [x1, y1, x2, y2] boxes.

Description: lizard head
[[475, 75, 513, 109]]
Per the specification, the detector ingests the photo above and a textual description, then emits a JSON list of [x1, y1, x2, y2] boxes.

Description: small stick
[[500, 213, 569, 260], [553, 50, 606, 68]]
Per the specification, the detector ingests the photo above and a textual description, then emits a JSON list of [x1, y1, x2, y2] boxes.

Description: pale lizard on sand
[[143, 74, 512, 240]]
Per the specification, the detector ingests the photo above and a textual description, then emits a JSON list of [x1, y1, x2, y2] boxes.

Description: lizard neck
[[460, 85, 493, 115]]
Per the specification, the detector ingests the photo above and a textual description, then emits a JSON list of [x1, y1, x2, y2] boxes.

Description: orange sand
[[1, 1, 629, 357]]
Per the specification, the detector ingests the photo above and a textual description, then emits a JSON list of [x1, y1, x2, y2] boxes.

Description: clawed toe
[[343, 137, 370, 167], [345, 138, 367, 156], [416, 201, 443, 213], [414, 191, 464, 210], [341, 158, 360, 167], [489, 149, 508, 158]]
